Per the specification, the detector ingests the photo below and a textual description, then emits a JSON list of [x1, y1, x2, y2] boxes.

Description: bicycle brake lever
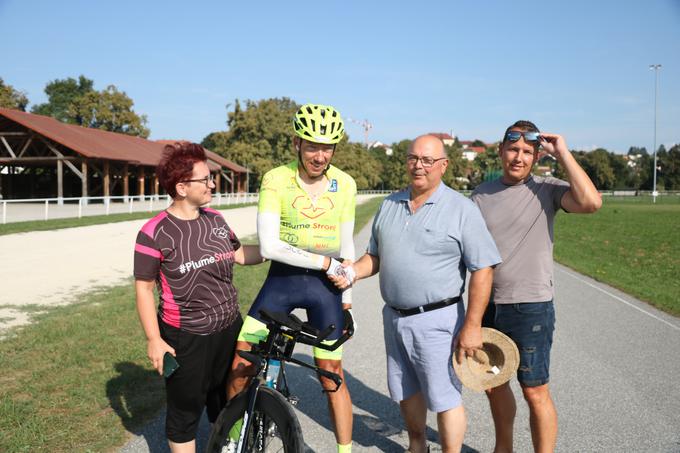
[[237, 350, 263, 365], [315, 324, 335, 344]]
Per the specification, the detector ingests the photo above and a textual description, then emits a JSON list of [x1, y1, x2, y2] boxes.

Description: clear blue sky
[[1, 0, 678, 153]]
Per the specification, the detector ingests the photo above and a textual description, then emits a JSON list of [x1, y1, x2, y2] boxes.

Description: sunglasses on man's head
[[505, 131, 541, 143]]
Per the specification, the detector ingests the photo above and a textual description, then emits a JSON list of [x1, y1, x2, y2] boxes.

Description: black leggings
[[159, 315, 243, 443]]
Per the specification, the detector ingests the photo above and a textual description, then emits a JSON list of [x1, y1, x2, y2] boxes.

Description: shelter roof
[[155, 140, 247, 173], [0, 108, 245, 173]]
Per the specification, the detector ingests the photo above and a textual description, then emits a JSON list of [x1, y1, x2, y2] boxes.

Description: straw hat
[[453, 327, 519, 392]]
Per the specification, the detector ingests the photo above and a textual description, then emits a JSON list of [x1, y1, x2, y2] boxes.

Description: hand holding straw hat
[[453, 327, 520, 392]]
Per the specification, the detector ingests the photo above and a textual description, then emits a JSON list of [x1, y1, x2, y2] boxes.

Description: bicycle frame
[[230, 309, 353, 452]]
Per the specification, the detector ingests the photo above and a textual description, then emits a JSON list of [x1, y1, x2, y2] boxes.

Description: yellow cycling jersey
[[258, 161, 357, 255]]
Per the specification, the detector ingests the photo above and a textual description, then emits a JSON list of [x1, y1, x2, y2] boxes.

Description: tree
[[627, 146, 648, 156], [660, 144, 680, 190], [204, 98, 300, 190], [31, 75, 94, 122], [608, 152, 630, 189], [379, 140, 411, 190], [67, 85, 150, 137], [332, 140, 381, 190], [0, 77, 29, 111], [442, 144, 468, 189], [469, 145, 502, 188], [582, 149, 616, 190]]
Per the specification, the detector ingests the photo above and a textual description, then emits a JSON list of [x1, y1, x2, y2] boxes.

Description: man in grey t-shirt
[[332, 135, 501, 453], [471, 120, 601, 453]]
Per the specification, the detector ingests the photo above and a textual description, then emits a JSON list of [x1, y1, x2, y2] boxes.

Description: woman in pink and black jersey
[[133, 142, 263, 453]]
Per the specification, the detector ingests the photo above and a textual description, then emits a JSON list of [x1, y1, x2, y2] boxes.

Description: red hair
[[157, 142, 207, 198]]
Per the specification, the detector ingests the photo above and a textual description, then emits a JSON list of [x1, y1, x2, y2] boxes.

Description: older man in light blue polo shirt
[[334, 134, 500, 453]]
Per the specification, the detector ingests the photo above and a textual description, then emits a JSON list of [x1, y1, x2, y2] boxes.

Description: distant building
[[462, 146, 486, 162], [368, 141, 393, 156], [428, 133, 455, 147]]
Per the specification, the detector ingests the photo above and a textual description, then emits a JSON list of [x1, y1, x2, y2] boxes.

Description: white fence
[[1, 193, 259, 224]]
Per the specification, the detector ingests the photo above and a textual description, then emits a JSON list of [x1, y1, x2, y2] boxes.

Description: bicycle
[[206, 309, 354, 453]]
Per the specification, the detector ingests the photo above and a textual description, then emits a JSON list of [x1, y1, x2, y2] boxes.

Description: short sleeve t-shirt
[[471, 175, 570, 304], [367, 182, 501, 309], [134, 207, 241, 334], [258, 161, 356, 255]]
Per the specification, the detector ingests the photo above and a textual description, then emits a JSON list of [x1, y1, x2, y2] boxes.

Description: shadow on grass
[[106, 362, 212, 452], [106, 362, 169, 452]]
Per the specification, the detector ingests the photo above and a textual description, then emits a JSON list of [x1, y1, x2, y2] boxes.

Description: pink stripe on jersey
[[135, 243, 162, 259], [141, 211, 169, 237], [159, 272, 180, 328]]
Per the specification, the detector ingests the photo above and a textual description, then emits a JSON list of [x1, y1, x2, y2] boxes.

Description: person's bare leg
[[226, 340, 256, 400], [521, 383, 557, 453], [168, 439, 195, 453], [437, 405, 466, 453], [316, 358, 353, 445], [399, 392, 428, 453], [485, 382, 516, 453]]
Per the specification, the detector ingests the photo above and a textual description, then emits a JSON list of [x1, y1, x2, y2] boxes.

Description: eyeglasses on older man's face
[[406, 155, 447, 168]]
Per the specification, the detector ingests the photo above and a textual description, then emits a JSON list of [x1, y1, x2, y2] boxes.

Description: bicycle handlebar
[[258, 309, 352, 351]]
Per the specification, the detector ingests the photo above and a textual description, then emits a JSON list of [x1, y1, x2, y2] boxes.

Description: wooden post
[[81, 161, 88, 203], [103, 160, 110, 198], [123, 163, 129, 200], [216, 172, 222, 194], [57, 159, 64, 204], [154, 174, 159, 197], [138, 166, 145, 199]]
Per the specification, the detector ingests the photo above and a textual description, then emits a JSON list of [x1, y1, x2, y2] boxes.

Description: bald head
[[409, 134, 447, 159], [407, 134, 449, 196]]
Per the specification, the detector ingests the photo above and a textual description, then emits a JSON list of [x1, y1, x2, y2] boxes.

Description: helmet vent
[[310, 119, 316, 131]]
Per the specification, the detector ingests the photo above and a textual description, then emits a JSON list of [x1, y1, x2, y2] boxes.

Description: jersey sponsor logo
[[329, 179, 338, 192], [179, 251, 235, 274], [292, 195, 335, 219], [281, 232, 299, 244], [312, 223, 336, 231], [280, 220, 310, 230], [212, 226, 230, 239]]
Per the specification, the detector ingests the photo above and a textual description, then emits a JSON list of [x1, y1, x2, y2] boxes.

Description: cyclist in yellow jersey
[[227, 104, 356, 453]]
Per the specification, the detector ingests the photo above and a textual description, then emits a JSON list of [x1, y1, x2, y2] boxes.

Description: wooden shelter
[[0, 108, 247, 200]]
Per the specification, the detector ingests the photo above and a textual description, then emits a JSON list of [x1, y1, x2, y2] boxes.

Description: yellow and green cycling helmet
[[293, 103, 345, 144]]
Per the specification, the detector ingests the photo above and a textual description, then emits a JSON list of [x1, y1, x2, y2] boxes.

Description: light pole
[[649, 64, 661, 203]]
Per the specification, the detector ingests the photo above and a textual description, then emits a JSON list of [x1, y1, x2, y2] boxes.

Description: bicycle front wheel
[[207, 386, 304, 453]]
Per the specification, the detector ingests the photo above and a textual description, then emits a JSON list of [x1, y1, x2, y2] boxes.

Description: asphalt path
[[121, 220, 680, 452]]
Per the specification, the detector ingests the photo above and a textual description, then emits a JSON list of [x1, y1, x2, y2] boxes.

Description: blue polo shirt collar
[[399, 182, 447, 205]]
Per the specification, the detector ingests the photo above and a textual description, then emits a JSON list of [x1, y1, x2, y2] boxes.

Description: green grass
[[0, 203, 255, 236], [554, 196, 680, 315], [0, 195, 384, 452]]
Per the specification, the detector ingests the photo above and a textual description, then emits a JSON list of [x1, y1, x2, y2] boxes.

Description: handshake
[[325, 257, 356, 290]]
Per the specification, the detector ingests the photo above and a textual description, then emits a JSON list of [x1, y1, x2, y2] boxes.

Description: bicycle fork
[[236, 379, 263, 453]]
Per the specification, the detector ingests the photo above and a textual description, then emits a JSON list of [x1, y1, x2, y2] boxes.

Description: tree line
[[2, 78, 678, 191], [0, 76, 149, 137]]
